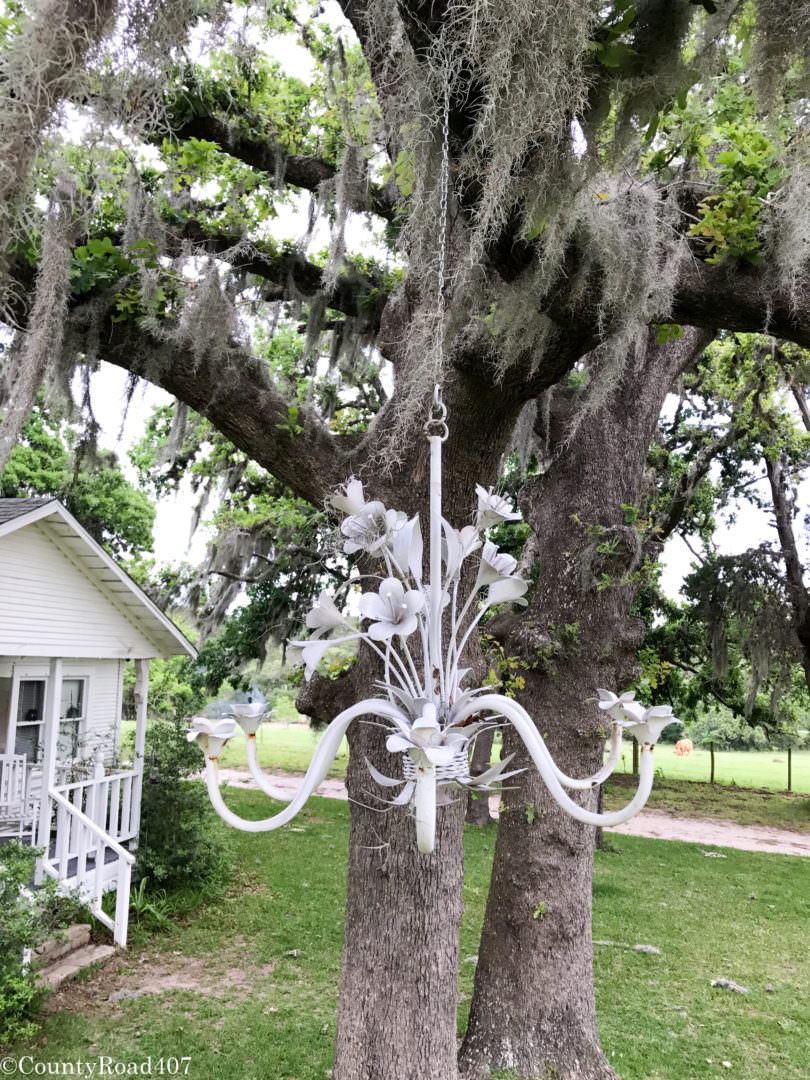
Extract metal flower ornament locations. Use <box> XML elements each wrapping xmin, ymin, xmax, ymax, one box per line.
<box><xmin>188</xmin><ymin>388</ymin><xmax>680</xmax><ymax>854</ymax></box>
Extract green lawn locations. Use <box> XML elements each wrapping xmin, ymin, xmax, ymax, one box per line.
<box><xmin>218</xmin><ymin>722</ymin><xmax>350</xmax><ymax>776</ymax></box>
<box><xmin>614</xmin><ymin>745</ymin><xmax>810</xmax><ymax>793</ymax></box>
<box><xmin>19</xmin><ymin>788</ymin><xmax>810</xmax><ymax>1080</ymax></box>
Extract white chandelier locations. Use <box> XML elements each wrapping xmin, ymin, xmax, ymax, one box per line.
<box><xmin>188</xmin><ymin>388</ymin><xmax>679</xmax><ymax>853</ymax></box>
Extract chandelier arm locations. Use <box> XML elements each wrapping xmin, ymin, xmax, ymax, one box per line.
<box><xmin>245</xmin><ymin>734</ymin><xmax>294</xmax><ymax>802</ymax></box>
<box><xmin>549</xmin><ymin>720</ymin><xmax>626</xmax><ymax>791</ymax></box>
<box><xmin>364</xmin><ymin>634</ymin><xmax>421</xmax><ymax>699</ymax></box>
<box><xmin>452</xmin><ymin>698</ymin><xmax>624</xmax><ymax>792</ymax></box>
<box><xmin>400</xmin><ymin>635</ymin><xmax>425</xmax><ymax>696</ymax></box>
<box><xmin>445</xmin><ymin>582</ymin><xmax>486</xmax><ymax>693</ymax></box>
<box><xmin>449</xmin><ymin>599</ymin><xmax>496</xmax><ymax>690</ymax></box>
<box><xmin>202</xmin><ymin>699</ymin><xmax>412</xmax><ymax>833</ymax></box>
<box><xmin>418</xmin><ymin>615</ymin><xmax>431</xmax><ymax>696</ymax></box>
<box><xmin>453</xmin><ymin>694</ymin><xmax>655</xmax><ymax>827</ymax></box>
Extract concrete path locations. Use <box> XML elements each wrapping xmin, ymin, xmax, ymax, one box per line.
<box><xmin>216</xmin><ymin>767</ymin><xmax>810</xmax><ymax>857</ymax></box>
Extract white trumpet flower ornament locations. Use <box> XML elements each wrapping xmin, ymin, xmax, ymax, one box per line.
<box><xmin>190</xmin><ymin>387</ymin><xmax>678</xmax><ymax>854</ymax></box>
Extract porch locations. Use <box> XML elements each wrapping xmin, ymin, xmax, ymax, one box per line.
<box><xmin>0</xmin><ymin>658</ymin><xmax>151</xmax><ymax>947</ymax></box>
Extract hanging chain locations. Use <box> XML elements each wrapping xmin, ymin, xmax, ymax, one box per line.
<box><xmin>436</xmin><ymin>80</ymin><xmax>450</xmax><ymax>313</ymax></box>
<box><xmin>426</xmin><ymin>82</ymin><xmax>451</xmax><ymax>442</ymax></box>
<box><xmin>424</xmin><ymin>383</ymin><xmax>449</xmax><ymax>440</ymax></box>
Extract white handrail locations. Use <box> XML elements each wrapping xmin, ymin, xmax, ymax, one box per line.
<box><xmin>55</xmin><ymin>768</ymin><xmax>136</xmax><ymax>794</ymax></box>
<box><xmin>48</xmin><ymin>788</ymin><xmax>135</xmax><ymax>864</ymax></box>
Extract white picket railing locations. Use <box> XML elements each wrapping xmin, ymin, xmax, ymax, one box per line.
<box><xmin>40</xmin><ymin>788</ymin><xmax>134</xmax><ymax>947</ymax></box>
<box><xmin>53</xmin><ymin>768</ymin><xmax>138</xmax><ymax>845</ymax></box>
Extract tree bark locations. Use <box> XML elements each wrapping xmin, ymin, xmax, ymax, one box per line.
<box><xmin>460</xmin><ymin>330</ymin><xmax>709</xmax><ymax>1080</ymax></box>
<box><xmin>465</xmin><ymin>727</ymin><xmax>496</xmax><ymax>826</ymax></box>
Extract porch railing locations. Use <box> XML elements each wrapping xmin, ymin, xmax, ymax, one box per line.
<box><xmin>53</xmin><ymin>768</ymin><xmax>139</xmax><ymax>845</ymax></box>
<box><xmin>40</xmin><ymin>789</ymin><xmax>134</xmax><ymax>947</ymax></box>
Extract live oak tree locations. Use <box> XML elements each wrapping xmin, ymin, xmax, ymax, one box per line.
<box><xmin>639</xmin><ymin>334</ymin><xmax>810</xmax><ymax>740</ymax></box>
<box><xmin>5</xmin><ymin>3</ymin><xmax>810</xmax><ymax>1078</ymax></box>
<box><xmin>0</xmin><ymin>398</ymin><xmax>155</xmax><ymax>557</ymax></box>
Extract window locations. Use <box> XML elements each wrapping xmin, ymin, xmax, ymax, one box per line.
<box><xmin>59</xmin><ymin>678</ymin><xmax>86</xmax><ymax>759</ymax></box>
<box><xmin>11</xmin><ymin>677</ymin><xmax>88</xmax><ymax>763</ymax></box>
<box><xmin>14</xmin><ymin>680</ymin><xmax>46</xmax><ymax>763</ymax></box>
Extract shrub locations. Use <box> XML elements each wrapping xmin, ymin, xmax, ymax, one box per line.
<box><xmin>135</xmin><ymin>719</ymin><xmax>233</xmax><ymax>892</ymax></box>
<box><xmin>687</xmin><ymin>708</ymin><xmax>769</xmax><ymax>751</ymax></box>
<box><xmin>0</xmin><ymin>842</ymin><xmax>71</xmax><ymax>1044</ymax></box>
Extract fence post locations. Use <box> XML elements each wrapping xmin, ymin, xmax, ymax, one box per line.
<box><xmin>710</xmin><ymin>742</ymin><xmax>715</xmax><ymax>784</ymax></box>
<box><xmin>788</xmin><ymin>746</ymin><xmax>792</xmax><ymax>793</ymax></box>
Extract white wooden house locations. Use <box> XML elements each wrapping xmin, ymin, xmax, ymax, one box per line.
<box><xmin>0</xmin><ymin>497</ymin><xmax>196</xmax><ymax>946</ymax></box>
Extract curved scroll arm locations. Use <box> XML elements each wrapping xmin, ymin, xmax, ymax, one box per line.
<box><xmin>552</xmin><ymin>719</ymin><xmax>625</xmax><ymax>791</ymax></box>
<box><xmin>453</xmin><ymin>694</ymin><xmax>655</xmax><ymax>828</ymax></box>
<box><xmin>203</xmin><ymin>699</ymin><xmax>411</xmax><ymax>833</ymax></box>
<box><xmin>455</xmin><ymin>708</ymin><xmax>625</xmax><ymax>792</ymax></box>
<box><xmin>245</xmin><ymin>734</ymin><xmax>294</xmax><ymax>802</ymax></box>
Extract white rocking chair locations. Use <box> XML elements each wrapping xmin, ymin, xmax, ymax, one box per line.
<box><xmin>0</xmin><ymin>754</ymin><xmax>36</xmax><ymax>842</ymax></box>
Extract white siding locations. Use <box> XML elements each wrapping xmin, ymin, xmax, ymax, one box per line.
<box><xmin>0</xmin><ymin>656</ymin><xmax>124</xmax><ymax>766</ymax></box>
<box><xmin>0</xmin><ymin>524</ymin><xmax>159</xmax><ymax>658</ymax></box>
<box><xmin>81</xmin><ymin>659</ymin><xmax>123</xmax><ymax>764</ymax></box>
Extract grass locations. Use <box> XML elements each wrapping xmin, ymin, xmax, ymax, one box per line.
<box><xmin>605</xmin><ymin>774</ymin><xmax>810</xmax><ymax>833</ymax></box>
<box><xmin>17</xmin><ymin>788</ymin><xmax>810</xmax><ymax>1080</ymax></box>
<box><xmin>613</xmin><ymin>745</ymin><xmax>810</xmax><ymax>793</ymax></box>
<box><xmin>217</xmin><ymin>722</ymin><xmax>349</xmax><ymax>776</ymax></box>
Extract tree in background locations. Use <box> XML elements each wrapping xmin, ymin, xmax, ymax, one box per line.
<box><xmin>5</xmin><ymin>4</ymin><xmax>810</xmax><ymax>1078</ymax></box>
<box><xmin>0</xmin><ymin>399</ymin><xmax>154</xmax><ymax>557</ymax></box>
<box><xmin>639</xmin><ymin>334</ymin><xmax>810</xmax><ymax>749</ymax></box>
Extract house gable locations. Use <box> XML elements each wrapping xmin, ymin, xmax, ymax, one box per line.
<box><xmin>0</xmin><ymin>501</ymin><xmax>195</xmax><ymax>659</ymax></box>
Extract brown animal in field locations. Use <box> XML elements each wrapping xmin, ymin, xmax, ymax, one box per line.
<box><xmin>674</xmin><ymin>738</ymin><xmax>693</xmax><ymax>757</ymax></box>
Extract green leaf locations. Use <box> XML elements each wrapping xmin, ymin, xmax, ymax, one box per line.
<box><xmin>597</xmin><ymin>42</ymin><xmax>635</xmax><ymax>70</ymax></box>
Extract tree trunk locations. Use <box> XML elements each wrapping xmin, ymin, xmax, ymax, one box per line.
<box><xmin>333</xmin><ymin>716</ymin><xmax>466</xmax><ymax>1080</ymax></box>
<box><xmin>460</xmin><ymin>331</ymin><xmax>707</xmax><ymax>1079</ymax></box>
<box><xmin>316</xmin><ymin>371</ymin><xmax>524</xmax><ymax>1080</ymax></box>
<box><xmin>788</xmin><ymin>745</ymin><xmax>792</xmax><ymax>792</ymax></box>
<box><xmin>595</xmin><ymin>784</ymin><xmax>605</xmax><ymax>851</ymax></box>
<box><xmin>466</xmin><ymin>727</ymin><xmax>496</xmax><ymax>826</ymax></box>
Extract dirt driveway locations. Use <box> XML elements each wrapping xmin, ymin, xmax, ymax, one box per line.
<box><xmin>216</xmin><ymin>768</ymin><xmax>810</xmax><ymax>857</ymax></box>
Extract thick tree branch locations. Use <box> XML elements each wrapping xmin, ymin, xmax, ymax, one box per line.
<box><xmin>72</xmin><ymin>306</ymin><xmax>347</xmax><ymax>505</ymax></box>
<box><xmin>170</xmin><ymin>220</ymin><xmax>389</xmax><ymax>325</ymax></box>
<box><xmin>789</xmin><ymin>382</ymin><xmax>810</xmax><ymax>432</ymax></box>
<box><xmin>654</xmin><ymin>426</ymin><xmax>738</xmax><ymax>542</ymax></box>
<box><xmin>166</xmin><ymin>113</ymin><xmax>398</xmax><ymax>221</ymax></box>
<box><xmin>671</xmin><ymin>260</ymin><xmax>810</xmax><ymax>349</ymax></box>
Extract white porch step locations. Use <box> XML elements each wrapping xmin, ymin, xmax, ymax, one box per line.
<box><xmin>38</xmin><ymin>942</ymin><xmax>116</xmax><ymax>988</ymax></box>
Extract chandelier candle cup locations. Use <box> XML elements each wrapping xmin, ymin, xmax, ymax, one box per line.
<box><xmin>188</xmin><ymin>393</ymin><xmax>679</xmax><ymax>853</ymax></box>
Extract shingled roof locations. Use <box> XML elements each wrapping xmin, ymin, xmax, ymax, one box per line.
<box><xmin>0</xmin><ymin>497</ymin><xmax>56</xmax><ymax>524</ymax></box>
